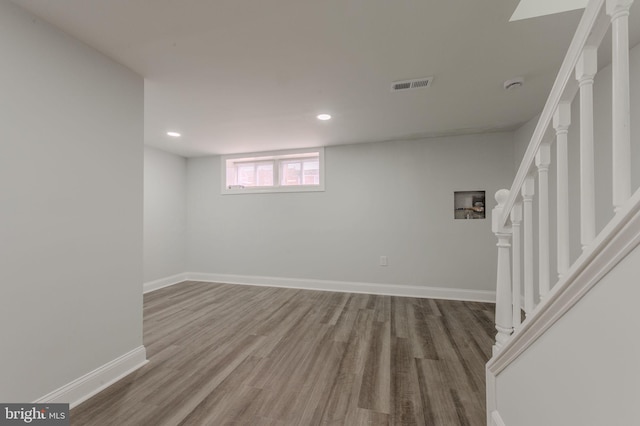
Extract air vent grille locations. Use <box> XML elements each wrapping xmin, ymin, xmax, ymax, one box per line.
<box><xmin>391</xmin><ymin>76</ymin><xmax>433</xmax><ymax>92</ymax></box>
<box><xmin>393</xmin><ymin>82</ymin><xmax>412</xmax><ymax>91</ymax></box>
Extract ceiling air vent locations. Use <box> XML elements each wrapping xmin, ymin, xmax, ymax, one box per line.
<box><xmin>391</xmin><ymin>76</ymin><xmax>433</xmax><ymax>92</ymax></box>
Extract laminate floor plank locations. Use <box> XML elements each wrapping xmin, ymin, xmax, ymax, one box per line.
<box><xmin>320</xmin><ymin>292</ymin><xmax>351</xmax><ymax>325</ymax></box>
<box><xmin>177</xmin><ymin>357</ymin><xmax>265</xmax><ymax>425</ymax></box>
<box><xmin>390</xmin><ymin>336</ymin><xmax>426</xmax><ymax>426</ymax></box>
<box><xmin>312</xmin><ymin>310</ymin><xmax>373</xmax><ymax>424</ymax></box>
<box><xmin>70</xmin><ymin>282</ymin><xmax>494</xmax><ymax>426</ymax></box>
<box><xmin>329</xmin><ymin>295</ymin><xmax>360</xmax><ymax>343</ymax></box>
<box><xmin>390</xmin><ymin>297</ymin><xmax>410</xmax><ymax>339</ymax></box>
<box><xmin>436</xmin><ymin>304</ymin><xmax>490</xmax><ymax>395</ymax></box>
<box><xmin>415</xmin><ymin>358</ymin><xmax>461</xmax><ymax>426</ymax></box>
<box><xmin>407</xmin><ymin>303</ymin><xmax>440</xmax><ymax>360</ymax></box>
<box><xmin>358</xmin><ymin>319</ymin><xmax>391</xmax><ymax>414</ymax></box>
<box><xmin>293</xmin><ymin>340</ymin><xmax>346</xmax><ymax>425</ymax></box>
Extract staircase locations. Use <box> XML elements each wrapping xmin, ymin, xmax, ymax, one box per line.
<box><xmin>487</xmin><ymin>0</ymin><xmax>640</xmax><ymax>424</ymax></box>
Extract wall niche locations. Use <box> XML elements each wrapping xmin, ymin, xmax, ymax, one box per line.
<box><xmin>454</xmin><ymin>190</ymin><xmax>485</xmax><ymax>219</ymax></box>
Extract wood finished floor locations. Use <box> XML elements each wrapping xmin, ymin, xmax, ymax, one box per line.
<box><xmin>71</xmin><ymin>282</ymin><xmax>495</xmax><ymax>426</ymax></box>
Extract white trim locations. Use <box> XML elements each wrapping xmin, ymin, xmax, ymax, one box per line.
<box><xmin>185</xmin><ymin>272</ymin><xmax>495</xmax><ymax>302</ymax></box>
<box><xmin>142</xmin><ymin>271</ymin><xmax>495</xmax><ymax>302</ymax></box>
<box><xmin>491</xmin><ymin>410</ymin><xmax>507</xmax><ymax>426</ymax></box>
<box><xmin>221</xmin><ymin>184</ymin><xmax>325</xmax><ymax>195</ymax></box>
<box><xmin>34</xmin><ymin>346</ymin><xmax>148</xmax><ymax>409</ymax></box>
<box><xmin>486</xmin><ymin>366</ymin><xmax>497</xmax><ymax>426</ymax></box>
<box><xmin>488</xmin><ymin>187</ymin><xmax>640</xmax><ymax>375</ymax></box>
<box><xmin>143</xmin><ymin>272</ymin><xmax>189</xmax><ymax>294</ymax></box>
<box><xmin>221</xmin><ymin>147</ymin><xmax>325</xmax><ymax>195</ymax></box>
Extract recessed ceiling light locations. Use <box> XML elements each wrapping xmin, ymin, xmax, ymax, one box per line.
<box><xmin>317</xmin><ymin>114</ymin><xmax>332</xmax><ymax>121</ymax></box>
<box><xmin>167</xmin><ymin>131</ymin><xmax>181</xmax><ymax>137</ymax></box>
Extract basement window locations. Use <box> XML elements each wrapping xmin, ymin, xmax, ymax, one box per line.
<box><xmin>222</xmin><ymin>148</ymin><xmax>325</xmax><ymax>194</ymax></box>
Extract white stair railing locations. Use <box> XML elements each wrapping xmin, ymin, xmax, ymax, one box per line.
<box><xmin>490</xmin><ymin>0</ymin><xmax>636</xmax><ymax>357</ymax></box>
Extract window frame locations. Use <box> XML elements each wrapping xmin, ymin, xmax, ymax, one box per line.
<box><xmin>221</xmin><ymin>147</ymin><xmax>325</xmax><ymax>195</ymax></box>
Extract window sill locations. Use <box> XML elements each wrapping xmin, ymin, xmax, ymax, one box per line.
<box><xmin>221</xmin><ymin>185</ymin><xmax>325</xmax><ymax>195</ymax></box>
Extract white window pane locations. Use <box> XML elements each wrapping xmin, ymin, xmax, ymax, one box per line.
<box><xmin>226</xmin><ymin>166</ymin><xmax>237</xmax><ymax>187</ymax></box>
<box><xmin>303</xmin><ymin>160</ymin><xmax>319</xmax><ymax>171</ymax></box>
<box><xmin>222</xmin><ymin>149</ymin><xmax>323</xmax><ymax>193</ymax></box>
<box><xmin>281</xmin><ymin>161</ymin><xmax>302</xmax><ymax>186</ymax></box>
<box><xmin>256</xmin><ymin>163</ymin><xmax>274</xmax><ymax>186</ymax></box>
<box><xmin>302</xmin><ymin>160</ymin><xmax>319</xmax><ymax>185</ymax></box>
<box><xmin>237</xmin><ymin>164</ymin><xmax>255</xmax><ymax>186</ymax></box>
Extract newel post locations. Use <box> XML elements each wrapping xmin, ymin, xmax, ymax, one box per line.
<box><xmin>492</xmin><ymin>189</ymin><xmax>513</xmax><ymax>355</ymax></box>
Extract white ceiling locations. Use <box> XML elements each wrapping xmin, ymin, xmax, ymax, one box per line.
<box><xmin>14</xmin><ymin>0</ymin><xmax>587</xmax><ymax>157</ymax></box>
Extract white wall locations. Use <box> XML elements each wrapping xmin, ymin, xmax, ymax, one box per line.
<box><xmin>0</xmin><ymin>0</ymin><xmax>144</xmax><ymax>402</ymax></box>
<box><xmin>496</xmin><ymin>241</ymin><xmax>640</xmax><ymax>426</ymax></box>
<box><xmin>513</xmin><ymin>113</ymin><xmax>540</xmax><ymax>172</ymax></box>
<box><xmin>187</xmin><ymin>132</ymin><xmax>514</xmax><ymax>294</ymax></box>
<box><xmin>144</xmin><ymin>146</ymin><xmax>187</xmax><ymax>283</ymax></box>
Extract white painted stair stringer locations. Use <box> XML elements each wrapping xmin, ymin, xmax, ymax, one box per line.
<box><xmin>486</xmin><ymin>186</ymin><xmax>640</xmax><ymax>421</ymax></box>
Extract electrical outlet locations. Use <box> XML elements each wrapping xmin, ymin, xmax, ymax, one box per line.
<box><xmin>379</xmin><ymin>256</ymin><xmax>388</xmax><ymax>266</ymax></box>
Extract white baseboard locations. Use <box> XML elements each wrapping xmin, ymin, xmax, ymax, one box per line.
<box><xmin>34</xmin><ymin>346</ymin><xmax>148</xmax><ymax>408</ymax></box>
<box><xmin>143</xmin><ymin>272</ymin><xmax>189</xmax><ymax>294</ymax></box>
<box><xmin>142</xmin><ymin>271</ymin><xmax>495</xmax><ymax>302</ymax></box>
<box><xmin>186</xmin><ymin>272</ymin><xmax>496</xmax><ymax>303</ymax></box>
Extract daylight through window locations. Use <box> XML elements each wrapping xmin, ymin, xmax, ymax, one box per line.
<box><xmin>222</xmin><ymin>148</ymin><xmax>324</xmax><ymax>194</ymax></box>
